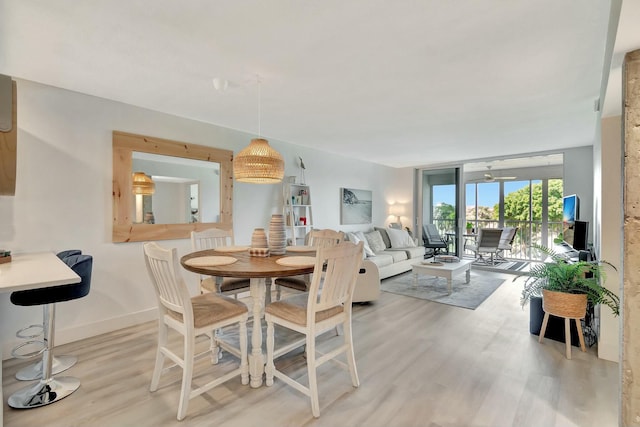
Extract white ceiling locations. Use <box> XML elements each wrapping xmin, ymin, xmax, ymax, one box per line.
<box><xmin>1</xmin><ymin>1</ymin><xmax>638</xmax><ymax>168</ymax></box>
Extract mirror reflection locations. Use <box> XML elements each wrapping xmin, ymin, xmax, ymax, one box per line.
<box><xmin>131</xmin><ymin>152</ymin><xmax>220</xmax><ymax>224</ymax></box>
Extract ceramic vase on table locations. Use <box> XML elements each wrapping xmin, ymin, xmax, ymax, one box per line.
<box><xmin>251</xmin><ymin>228</ymin><xmax>268</xmax><ymax>248</ymax></box>
<box><xmin>268</xmin><ymin>214</ymin><xmax>286</xmax><ymax>255</ymax></box>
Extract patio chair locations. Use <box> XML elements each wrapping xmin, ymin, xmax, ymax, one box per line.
<box><xmin>422</xmin><ymin>224</ymin><xmax>448</xmax><ymax>258</ymax></box>
<box><xmin>467</xmin><ymin>228</ymin><xmax>503</xmax><ymax>265</ymax></box>
<box><xmin>496</xmin><ymin>227</ymin><xmax>518</xmax><ymax>261</ymax></box>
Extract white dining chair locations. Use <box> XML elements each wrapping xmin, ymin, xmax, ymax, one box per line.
<box><xmin>143</xmin><ymin>242</ymin><xmax>249</xmax><ymax>421</ymax></box>
<box><xmin>265</xmin><ymin>241</ymin><xmax>364</xmax><ymax>417</ymax></box>
<box><xmin>274</xmin><ymin>229</ymin><xmax>344</xmax><ymax>299</ymax></box>
<box><xmin>190</xmin><ymin>228</ymin><xmax>251</xmax><ymax>298</ymax></box>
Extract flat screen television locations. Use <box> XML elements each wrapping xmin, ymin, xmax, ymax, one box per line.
<box><xmin>563</xmin><ymin>194</ymin><xmax>579</xmax><ymax>224</ymax></box>
<box><xmin>562</xmin><ymin>194</ymin><xmax>580</xmax><ymax>248</ymax></box>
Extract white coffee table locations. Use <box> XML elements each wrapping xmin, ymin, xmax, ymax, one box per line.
<box><xmin>412</xmin><ymin>258</ymin><xmax>473</xmax><ymax>295</ymax></box>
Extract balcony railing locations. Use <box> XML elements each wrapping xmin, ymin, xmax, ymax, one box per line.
<box><xmin>427</xmin><ymin>219</ymin><xmax>563</xmax><ymax>261</ymax></box>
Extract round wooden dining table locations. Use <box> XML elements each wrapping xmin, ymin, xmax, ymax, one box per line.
<box><xmin>180</xmin><ymin>248</ymin><xmax>316</xmax><ymax>388</ymax></box>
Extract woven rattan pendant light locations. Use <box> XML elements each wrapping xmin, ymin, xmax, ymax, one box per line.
<box><xmin>131</xmin><ymin>172</ymin><xmax>155</xmax><ymax>195</ymax></box>
<box><xmin>234</xmin><ymin>76</ymin><xmax>284</xmax><ymax>183</ymax></box>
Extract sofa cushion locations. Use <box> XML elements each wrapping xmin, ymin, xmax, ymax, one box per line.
<box><xmin>374</xmin><ymin>227</ymin><xmax>392</xmax><ymax>249</ymax></box>
<box><xmin>404</xmin><ymin>246</ymin><xmax>425</xmax><ymax>258</ymax></box>
<box><xmin>346</xmin><ymin>231</ymin><xmax>375</xmax><ymax>257</ymax></box>
<box><xmin>365</xmin><ymin>230</ymin><xmax>386</xmax><ymax>252</ymax></box>
<box><xmin>387</xmin><ymin>246</ymin><xmax>425</xmax><ymax>259</ymax></box>
<box><xmin>386</xmin><ymin>227</ymin><xmax>417</xmax><ymax>248</ymax></box>
<box><xmin>366</xmin><ymin>253</ymin><xmax>394</xmax><ymax>269</ymax></box>
<box><xmin>379</xmin><ymin>249</ymin><xmax>407</xmax><ymax>262</ymax></box>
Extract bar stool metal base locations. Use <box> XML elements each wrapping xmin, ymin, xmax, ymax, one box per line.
<box><xmin>8</xmin><ymin>376</ymin><xmax>80</xmax><ymax>409</ymax></box>
<box><xmin>16</xmin><ymin>355</ymin><xmax>78</xmax><ymax>381</ymax></box>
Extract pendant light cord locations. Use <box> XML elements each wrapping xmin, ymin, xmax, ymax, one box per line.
<box><xmin>257</xmin><ymin>74</ymin><xmax>261</xmax><ymax>137</ymax></box>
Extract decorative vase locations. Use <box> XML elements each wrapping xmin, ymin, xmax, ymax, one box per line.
<box><xmin>268</xmin><ymin>214</ymin><xmax>286</xmax><ymax>255</ymax></box>
<box><xmin>251</xmin><ymin>228</ymin><xmax>268</xmax><ymax>249</ymax></box>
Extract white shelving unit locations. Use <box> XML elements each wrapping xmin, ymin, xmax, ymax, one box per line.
<box><xmin>283</xmin><ymin>183</ymin><xmax>313</xmax><ymax>245</ymax></box>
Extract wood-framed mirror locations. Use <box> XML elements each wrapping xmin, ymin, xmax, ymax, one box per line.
<box><xmin>112</xmin><ymin>131</ymin><xmax>233</xmax><ymax>242</ymax></box>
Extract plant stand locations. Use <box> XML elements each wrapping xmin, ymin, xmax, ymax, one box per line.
<box><xmin>529</xmin><ymin>297</ymin><xmax>580</xmax><ymax>345</ymax></box>
<box><xmin>539</xmin><ymin>289</ymin><xmax>587</xmax><ymax>359</ymax></box>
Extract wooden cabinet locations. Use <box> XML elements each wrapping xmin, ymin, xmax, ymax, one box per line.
<box><xmin>0</xmin><ymin>79</ymin><xmax>17</xmax><ymax>196</ymax></box>
<box><xmin>283</xmin><ymin>183</ymin><xmax>313</xmax><ymax>245</ymax></box>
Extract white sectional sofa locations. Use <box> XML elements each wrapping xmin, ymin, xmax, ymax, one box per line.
<box><xmin>352</xmin><ymin>259</ymin><xmax>381</xmax><ymax>303</ymax></box>
<box><xmin>346</xmin><ymin>227</ymin><xmax>425</xmax><ymax>302</ymax></box>
<box><xmin>363</xmin><ymin>227</ymin><xmax>425</xmax><ymax>279</ymax></box>
<box><xmin>295</xmin><ymin>227</ymin><xmax>424</xmax><ymax>303</ymax></box>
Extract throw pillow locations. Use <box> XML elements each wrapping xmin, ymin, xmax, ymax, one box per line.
<box><xmin>347</xmin><ymin>231</ymin><xmax>375</xmax><ymax>257</ymax></box>
<box><xmin>374</xmin><ymin>227</ymin><xmax>392</xmax><ymax>248</ymax></box>
<box><xmin>364</xmin><ymin>230</ymin><xmax>386</xmax><ymax>253</ymax></box>
<box><xmin>386</xmin><ymin>227</ymin><xmax>417</xmax><ymax>248</ymax></box>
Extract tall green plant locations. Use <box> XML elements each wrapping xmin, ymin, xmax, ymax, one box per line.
<box><xmin>520</xmin><ymin>244</ymin><xmax>620</xmax><ymax>316</ymax></box>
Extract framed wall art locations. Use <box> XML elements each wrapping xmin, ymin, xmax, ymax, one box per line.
<box><xmin>340</xmin><ymin>187</ymin><xmax>372</xmax><ymax>224</ymax></box>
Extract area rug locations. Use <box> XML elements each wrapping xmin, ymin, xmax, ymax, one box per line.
<box><xmin>380</xmin><ymin>272</ymin><xmax>506</xmax><ymax>310</ymax></box>
<box><xmin>471</xmin><ymin>260</ymin><xmax>530</xmax><ymax>275</ymax></box>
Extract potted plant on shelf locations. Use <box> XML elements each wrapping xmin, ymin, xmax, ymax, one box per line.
<box><xmin>520</xmin><ymin>244</ymin><xmax>620</xmax><ymax>318</ymax></box>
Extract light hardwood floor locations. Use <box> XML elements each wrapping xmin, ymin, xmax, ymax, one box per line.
<box><xmin>2</xmin><ymin>271</ymin><xmax>618</xmax><ymax>427</ymax></box>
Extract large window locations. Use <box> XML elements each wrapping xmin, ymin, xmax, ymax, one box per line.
<box><xmin>465</xmin><ymin>178</ymin><xmax>563</xmax><ymax>259</ymax></box>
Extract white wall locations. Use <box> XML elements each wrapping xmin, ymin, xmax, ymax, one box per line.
<box><xmin>562</xmin><ymin>146</ymin><xmax>595</xmax><ymax>242</ymax></box>
<box><xmin>0</xmin><ymin>79</ymin><xmax>411</xmax><ymax>359</ymax></box>
<box><xmin>598</xmin><ymin>116</ymin><xmax>623</xmax><ymax>362</ymax></box>
<box><xmin>152</xmin><ymin>181</ymin><xmax>187</xmax><ymax>224</ymax></box>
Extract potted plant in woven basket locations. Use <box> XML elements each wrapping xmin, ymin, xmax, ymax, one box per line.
<box><xmin>520</xmin><ymin>244</ymin><xmax>620</xmax><ymax>318</ymax></box>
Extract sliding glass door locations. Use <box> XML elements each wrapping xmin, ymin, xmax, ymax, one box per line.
<box><xmin>418</xmin><ymin>167</ymin><xmax>462</xmax><ymax>256</ymax></box>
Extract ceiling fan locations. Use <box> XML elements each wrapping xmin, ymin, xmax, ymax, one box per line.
<box><xmin>475</xmin><ymin>166</ymin><xmax>517</xmax><ymax>182</ymax></box>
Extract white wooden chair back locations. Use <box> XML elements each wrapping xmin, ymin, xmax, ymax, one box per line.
<box><xmin>143</xmin><ymin>242</ymin><xmax>193</xmax><ymax>327</ymax></box>
<box><xmin>308</xmin><ymin>229</ymin><xmax>344</xmax><ymax>249</ymax></box>
<box><xmin>307</xmin><ymin>241</ymin><xmax>363</xmax><ymax>315</ymax></box>
<box><xmin>190</xmin><ymin>228</ymin><xmax>234</xmax><ymax>251</ymax></box>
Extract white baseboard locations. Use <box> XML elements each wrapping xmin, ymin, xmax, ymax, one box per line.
<box><xmin>2</xmin><ymin>308</ymin><xmax>158</xmax><ymax>360</ymax></box>
<box><xmin>598</xmin><ymin>341</ymin><xmax>620</xmax><ymax>362</ymax></box>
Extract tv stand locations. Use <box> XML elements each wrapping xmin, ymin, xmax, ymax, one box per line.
<box><xmin>554</xmin><ymin>242</ymin><xmax>580</xmax><ymax>259</ymax></box>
